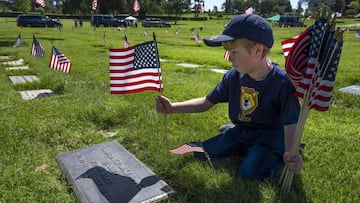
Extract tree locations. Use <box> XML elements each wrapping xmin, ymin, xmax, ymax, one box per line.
<box><xmin>16</xmin><ymin>0</ymin><xmax>31</xmax><ymax>13</ymax></box>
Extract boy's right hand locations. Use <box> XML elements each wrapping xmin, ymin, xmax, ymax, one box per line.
<box><xmin>156</xmin><ymin>96</ymin><xmax>171</xmax><ymax>114</ymax></box>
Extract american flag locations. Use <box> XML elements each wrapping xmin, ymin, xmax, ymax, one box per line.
<box><xmin>282</xmin><ymin>18</ymin><xmax>343</xmax><ymax>111</ymax></box>
<box><xmin>49</xmin><ymin>46</ymin><xmax>72</xmax><ymax>73</ymax></box>
<box><xmin>281</xmin><ymin>28</ymin><xmax>311</xmax><ymax>88</ymax></box>
<box><xmin>31</xmin><ymin>35</ymin><xmax>44</xmax><ymax>57</ymax></box>
<box><xmin>295</xmin><ymin>19</ymin><xmax>327</xmax><ymax>99</ymax></box>
<box><xmin>124</xmin><ymin>34</ymin><xmax>130</xmax><ymax>48</ymax></box>
<box><xmin>199</xmin><ymin>3</ymin><xmax>205</xmax><ymax>13</ymax></box>
<box><xmin>35</xmin><ymin>0</ymin><xmax>45</xmax><ymax>7</ymax></box>
<box><xmin>169</xmin><ymin>142</ymin><xmax>205</xmax><ymax>154</ymax></box>
<box><xmin>13</xmin><ymin>33</ymin><xmax>22</xmax><ymax>48</ymax></box>
<box><xmin>133</xmin><ymin>0</ymin><xmax>140</xmax><ymax>12</ymax></box>
<box><xmin>195</xmin><ymin>34</ymin><xmax>201</xmax><ymax>43</ymax></box>
<box><xmin>109</xmin><ymin>41</ymin><xmax>162</xmax><ymax>94</ymax></box>
<box><xmin>92</xmin><ymin>0</ymin><xmax>97</xmax><ymax>10</ymax></box>
<box><xmin>245</xmin><ymin>3</ymin><xmax>255</xmax><ymax>14</ymax></box>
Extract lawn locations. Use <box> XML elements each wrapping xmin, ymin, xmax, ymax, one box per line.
<box><xmin>0</xmin><ymin>15</ymin><xmax>360</xmax><ymax>202</ymax></box>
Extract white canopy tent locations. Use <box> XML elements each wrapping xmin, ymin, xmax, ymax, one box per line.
<box><xmin>125</xmin><ymin>16</ymin><xmax>138</xmax><ymax>27</ymax></box>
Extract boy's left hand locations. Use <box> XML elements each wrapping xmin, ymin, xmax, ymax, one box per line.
<box><xmin>283</xmin><ymin>152</ymin><xmax>303</xmax><ymax>173</ymax></box>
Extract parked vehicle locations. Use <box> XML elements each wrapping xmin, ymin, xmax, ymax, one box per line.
<box><xmin>278</xmin><ymin>15</ymin><xmax>304</xmax><ymax>27</ymax></box>
<box><xmin>16</xmin><ymin>14</ymin><xmax>62</xmax><ymax>28</ymax></box>
<box><xmin>141</xmin><ymin>18</ymin><xmax>171</xmax><ymax>28</ymax></box>
<box><xmin>90</xmin><ymin>14</ymin><xmax>127</xmax><ymax>27</ymax></box>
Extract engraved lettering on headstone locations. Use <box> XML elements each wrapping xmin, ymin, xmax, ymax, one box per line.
<box><xmin>102</xmin><ymin>148</ymin><xmax>141</xmax><ymax>184</ymax></box>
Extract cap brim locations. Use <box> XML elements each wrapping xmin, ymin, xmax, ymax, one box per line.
<box><xmin>203</xmin><ymin>35</ymin><xmax>234</xmax><ymax>47</ymax></box>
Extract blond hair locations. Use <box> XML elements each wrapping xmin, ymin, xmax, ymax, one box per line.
<box><xmin>222</xmin><ymin>38</ymin><xmax>270</xmax><ymax>59</ymax></box>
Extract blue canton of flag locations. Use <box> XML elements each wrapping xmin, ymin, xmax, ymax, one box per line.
<box><xmin>31</xmin><ymin>35</ymin><xmax>45</xmax><ymax>57</ymax></box>
<box><xmin>133</xmin><ymin>41</ymin><xmax>158</xmax><ymax>69</ymax></box>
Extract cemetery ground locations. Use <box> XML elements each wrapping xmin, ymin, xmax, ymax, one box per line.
<box><xmin>0</xmin><ymin>16</ymin><xmax>360</xmax><ymax>202</ymax></box>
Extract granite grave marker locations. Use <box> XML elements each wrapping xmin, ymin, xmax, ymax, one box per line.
<box><xmin>56</xmin><ymin>140</ymin><xmax>175</xmax><ymax>203</ymax></box>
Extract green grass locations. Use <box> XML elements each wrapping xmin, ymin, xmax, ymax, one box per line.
<box><xmin>0</xmin><ymin>16</ymin><xmax>360</xmax><ymax>202</ymax></box>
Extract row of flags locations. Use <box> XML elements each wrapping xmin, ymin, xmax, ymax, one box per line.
<box><xmin>281</xmin><ymin>18</ymin><xmax>343</xmax><ymax>111</ymax></box>
<box><xmin>92</xmin><ymin>0</ymin><xmax>139</xmax><ymax>12</ymax></box>
<box><xmin>279</xmin><ymin>11</ymin><xmax>344</xmax><ymax>191</ymax></box>
<box><xmin>13</xmin><ymin>33</ymin><xmax>72</xmax><ymax>73</ymax></box>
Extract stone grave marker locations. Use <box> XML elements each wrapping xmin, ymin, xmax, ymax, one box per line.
<box><xmin>176</xmin><ymin>63</ymin><xmax>200</xmax><ymax>68</ymax></box>
<box><xmin>19</xmin><ymin>89</ymin><xmax>53</xmax><ymax>100</ymax></box>
<box><xmin>9</xmin><ymin>75</ymin><xmax>39</xmax><ymax>84</ymax></box>
<box><xmin>56</xmin><ymin>140</ymin><xmax>175</xmax><ymax>203</ymax></box>
<box><xmin>6</xmin><ymin>66</ymin><xmax>30</xmax><ymax>71</ymax></box>
<box><xmin>0</xmin><ymin>56</ymin><xmax>10</xmax><ymax>60</ymax></box>
<box><xmin>2</xmin><ymin>58</ymin><xmax>24</xmax><ymax>66</ymax></box>
<box><xmin>210</xmin><ymin>69</ymin><xmax>228</xmax><ymax>74</ymax></box>
<box><xmin>339</xmin><ymin>85</ymin><xmax>360</xmax><ymax>95</ymax></box>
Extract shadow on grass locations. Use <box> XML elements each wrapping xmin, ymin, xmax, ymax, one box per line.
<box><xmin>172</xmin><ymin>155</ymin><xmax>307</xmax><ymax>202</ymax></box>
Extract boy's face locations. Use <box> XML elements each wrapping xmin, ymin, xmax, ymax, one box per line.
<box><xmin>223</xmin><ymin>39</ymin><xmax>261</xmax><ymax>74</ymax></box>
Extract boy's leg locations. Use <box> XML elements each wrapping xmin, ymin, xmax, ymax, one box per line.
<box><xmin>194</xmin><ymin>133</ymin><xmax>247</xmax><ymax>161</ymax></box>
<box><xmin>237</xmin><ymin>144</ymin><xmax>283</xmax><ymax>180</ymax></box>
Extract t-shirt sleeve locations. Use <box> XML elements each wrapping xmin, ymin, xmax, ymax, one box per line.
<box><xmin>280</xmin><ymin>79</ymin><xmax>300</xmax><ymax>125</ymax></box>
<box><xmin>206</xmin><ymin>70</ymin><xmax>233</xmax><ymax>104</ymax></box>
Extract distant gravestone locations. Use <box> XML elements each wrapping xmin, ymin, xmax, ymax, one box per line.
<box><xmin>19</xmin><ymin>89</ymin><xmax>53</xmax><ymax>100</ymax></box>
<box><xmin>339</xmin><ymin>85</ymin><xmax>360</xmax><ymax>95</ymax></box>
<box><xmin>0</xmin><ymin>56</ymin><xmax>10</xmax><ymax>60</ymax></box>
<box><xmin>176</xmin><ymin>63</ymin><xmax>200</xmax><ymax>68</ymax></box>
<box><xmin>6</xmin><ymin>66</ymin><xmax>30</xmax><ymax>71</ymax></box>
<box><xmin>9</xmin><ymin>75</ymin><xmax>39</xmax><ymax>84</ymax></box>
<box><xmin>2</xmin><ymin>58</ymin><xmax>24</xmax><ymax>66</ymax></box>
<box><xmin>210</xmin><ymin>69</ymin><xmax>228</xmax><ymax>74</ymax></box>
<box><xmin>56</xmin><ymin>140</ymin><xmax>175</xmax><ymax>203</ymax></box>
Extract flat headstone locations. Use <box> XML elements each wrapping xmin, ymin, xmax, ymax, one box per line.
<box><xmin>339</xmin><ymin>85</ymin><xmax>360</xmax><ymax>95</ymax></box>
<box><xmin>176</xmin><ymin>63</ymin><xmax>199</xmax><ymax>68</ymax></box>
<box><xmin>9</xmin><ymin>75</ymin><xmax>39</xmax><ymax>84</ymax></box>
<box><xmin>2</xmin><ymin>58</ymin><xmax>24</xmax><ymax>66</ymax></box>
<box><xmin>6</xmin><ymin>66</ymin><xmax>30</xmax><ymax>70</ymax></box>
<box><xmin>210</xmin><ymin>69</ymin><xmax>228</xmax><ymax>74</ymax></box>
<box><xmin>19</xmin><ymin>89</ymin><xmax>53</xmax><ymax>100</ymax></box>
<box><xmin>0</xmin><ymin>56</ymin><xmax>10</xmax><ymax>60</ymax></box>
<box><xmin>56</xmin><ymin>140</ymin><xmax>175</xmax><ymax>203</ymax></box>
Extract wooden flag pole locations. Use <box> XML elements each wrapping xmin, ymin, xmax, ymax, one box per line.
<box><xmin>199</xmin><ymin>142</ymin><xmax>215</xmax><ymax>171</ymax></box>
<box><xmin>152</xmin><ymin>32</ymin><xmax>169</xmax><ymax>150</ymax></box>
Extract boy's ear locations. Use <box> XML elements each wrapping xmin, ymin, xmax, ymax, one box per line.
<box><xmin>254</xmin><ymin>44</ymin><xmax>266</xmax><ymax>58</ymax></box>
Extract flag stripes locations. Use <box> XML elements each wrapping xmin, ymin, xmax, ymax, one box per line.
<box><xmin>133</xmin><ymin>0</ymin><xmax>140</xmax><ymax>12</ymax></box>
<box><xmin>169</xmin><ymin>142</ymin><xmax>205</xmax><ymax>154</ymax></box>
<box><xmin>282</xmin><ymin>17</ymin><xmax>343</xmax><ymax>112</ymax></box>
<box><xmin>49</xmin><ymin>46</ymin><xmax>72</xmax><ymax>73</ymax></box>
<box><xmin>35</xmin><ymin>0</ymin><xmax>45</xmax><ymax>7</ymax></box>
<box><xmin>92</xmin><ymin>0</ymin><xmax>97</xmax><ymax>10</ymax></box>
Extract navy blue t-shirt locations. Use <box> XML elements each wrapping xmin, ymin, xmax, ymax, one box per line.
<box><xmin>206</xmin><ymin>63</ymin><xmax>300</xmax><ymax>154</ymax></box>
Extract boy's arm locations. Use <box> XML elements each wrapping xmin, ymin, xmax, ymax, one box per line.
<box><xmin>283</xmin><ymin>123</ymin><xmax>303</xmax><ymax>173</ymax></box>
<box><xmin>156</xmin><ymin>96</ymin><xmax>214</xmax><ymax>114</ymax></box>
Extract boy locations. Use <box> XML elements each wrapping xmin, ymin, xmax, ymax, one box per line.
<box><xmin>156</xmin><ymin>14</ymin><xmax>303</xmax><ymax>179</ymax></box>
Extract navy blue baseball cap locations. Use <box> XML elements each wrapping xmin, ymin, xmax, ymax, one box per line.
<box><xmin>204</xmin><ymin>14</ymin><xmax>274</xmax><ymax>48</ymax></box>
